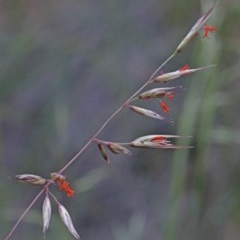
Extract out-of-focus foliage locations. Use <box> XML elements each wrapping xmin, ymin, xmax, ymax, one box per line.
<box><xmin>0</xmin><ymin>0</ymin><xmax>240</xmax><ymax>240</ymax></box>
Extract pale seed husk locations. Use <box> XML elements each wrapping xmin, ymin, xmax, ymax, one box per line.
<box><xmin>138</xmin><ymin>87</ymin><xmax>181</xmax><ymax>99</ymax></box>
<box><xmin>42</xmin><ymin>195</ymin><xmax>52</xmax><ymax>238</ymax></box>
<box><xmin>58</xmin><ymin>204</ymin><xmax>81</xmax><ymax>239</ymax></box>
<box><xmin>175</xmin><ymin>2</ymin><xmax>217</xmax><ymax>53</ymax></box>
<box><xmin>151</xmin><ymin>65</ymin><xmax>215</xmax><ymax>83</ymax></box>
<box><xmin>128</xmin><ymin>105</ymin><xmax>173</xmax><ymax>124</ymax></box>
<box><xmin>130</xmin><ymin>135</ymin><xmax>192</xmax><ymax>149</ymax></box>
<box><xmin>15</xmin><ymin>174</ymin><xmax>47</xmax><ymax>186</ymax></box>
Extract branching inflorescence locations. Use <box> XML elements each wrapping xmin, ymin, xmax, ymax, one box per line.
<box><xmin>4</xmin><ymin>2</ymin><xmax>218</xmax><ymax>240</ymax></box>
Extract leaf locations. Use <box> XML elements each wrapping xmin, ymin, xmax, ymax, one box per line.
<box><xmin>42</xmin><ymin>195</ymin><xmax>51</xmax><ymax>238</ymax></box>
<box><xmin>128</xmin><ymin>105</ymin><xmax>173</xmax><ymax>124</ymax></box>
<box><xmin>58</xmin><ymin>204</ymin><xmax>81</xmax><ymax>239</ymax></box>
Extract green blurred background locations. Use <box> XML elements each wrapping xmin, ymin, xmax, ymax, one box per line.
<box><xmin>1</xmin><ymin>0</ymin><xmax>240</xmax><ymax>239</ymax></box>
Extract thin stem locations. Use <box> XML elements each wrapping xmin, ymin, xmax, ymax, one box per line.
<box><xmin>94</xmin><ymin>138</ymin><xmax>131</xmax><ymax>146</ymax></box>
<box><xmin>3</xmin><ymin>188</ymin><xmax>45</xmax><ymax>240</ymax></box>
<box><xmin>149</xmin><ymin>53</ymin><xmax>176</xmax><ymax>81</ymax></box>
<box><xmin>48</xmin><ymin>190</ymin><xmax>61</xmax><ymax>205</ymax></box>
<box><xmin>58</xmin><ymin>52</ymin><xmax>176</xmax><ymax>174</ymax></box>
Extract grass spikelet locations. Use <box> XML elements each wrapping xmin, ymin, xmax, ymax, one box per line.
<box><xmin>42</xmin><ymin>195</ymin><xmax>51</xmax><ymax>238</ymax></box>
<box><xmin>58</xmin><ymin>204</ymin><xmax>81</xmax><ymax>239</ymax></box>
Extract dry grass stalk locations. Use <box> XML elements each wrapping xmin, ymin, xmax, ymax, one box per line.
<box><xmin>4</xmin><ymin>2</ymin><xmax>218</xmax><ymax>240</ymax></box>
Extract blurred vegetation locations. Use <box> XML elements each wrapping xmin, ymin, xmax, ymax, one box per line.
<box><xmin>0</xmin><ymin>0</ymin><xmax>240</xmax><ymax>239</ymax></box>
